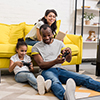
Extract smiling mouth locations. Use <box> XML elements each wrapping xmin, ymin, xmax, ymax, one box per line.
<box><xmin>45</xmin><ymin>39</ymin><xmax>50</xmax><ymax>42</ymax></box>
<box><xmin>50</xmin><ymin>20</ymin><xmax>54</xmax><ymax>22</ymax></box>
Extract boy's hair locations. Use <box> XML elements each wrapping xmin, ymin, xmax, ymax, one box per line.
<box><xmin>16</xmin><ymin>38</ymin><xmax>27</xmax><ymax>50</ymax></box>
<box><xmin>39</xmin><ymin>24</ymin><xmax>52</xmax><ymax>35</ymax></box>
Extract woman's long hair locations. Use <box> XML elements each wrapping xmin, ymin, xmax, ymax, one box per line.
<box><xmin>36</xmin><ymin>9</ymin><xmax>58</xmax><ymax>35</ymax></box>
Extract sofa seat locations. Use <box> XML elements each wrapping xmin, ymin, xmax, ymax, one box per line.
<box><xmin>0</xmin><ymin>44</ymin><xmax>32</xmax><ymax>57</ymax></box>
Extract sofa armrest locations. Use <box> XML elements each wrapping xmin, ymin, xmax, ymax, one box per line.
<box><xmin>63</xmin><ymin>34</ymin><xmax>83</xmax><ymax>64</ymax></box>
<box><xmin>66</xmin><ymin>34</ymin><xmax>82</xmax><ymax>47</ymax></box>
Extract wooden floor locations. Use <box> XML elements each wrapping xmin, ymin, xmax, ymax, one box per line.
<box><xmin>0</xmin><ymin>62</ymin><xmax>100</xmax><ymax>100</ymax></box>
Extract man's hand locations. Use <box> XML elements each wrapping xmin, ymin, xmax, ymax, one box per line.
<box><xmin>55</xmin><ymin>54</ymin><xmax>65</xmax><ymax>64</ymax></box>
<box><xmin>61</xmin><ymin>47</ymin><xmax>72</xmax><ymax>62</ymax></box>
<box><xmin>29</xmin><ymin>63</ymin><xmax>34</xmax><ymax>72</ymax></box>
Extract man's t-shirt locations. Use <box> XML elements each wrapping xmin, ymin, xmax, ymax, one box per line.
<box><xmin>31</xmin><ymin>39</ymin><xmax>65</xmax><ymax>69</ymax></box>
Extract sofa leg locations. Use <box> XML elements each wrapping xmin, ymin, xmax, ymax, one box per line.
<box><xmin>76</xmin><ymin>64</ymin><xmax>79</xmax><ymax>72</ymax></box>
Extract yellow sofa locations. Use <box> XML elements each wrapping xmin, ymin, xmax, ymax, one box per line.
<box><xmin>0</xmin><ymin>21</ymin><xmax>61</xmax><ymax>69</ymax></box>
<box><xmin>0</xmin><ymin>21</ymin><xmax>83</xmax><ymax>73</ymax></box>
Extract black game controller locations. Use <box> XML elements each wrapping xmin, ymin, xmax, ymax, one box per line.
<box><xmin>22</xmin><ymin>61</ymin><xmax>31</xmax><ymax>69</ymax></box>
<box><xmin>62</xmin><ymin>51</ymin><xmax>70</xmax><ymax>59</ymax></box>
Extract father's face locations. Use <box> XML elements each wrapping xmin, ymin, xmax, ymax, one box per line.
<box><xmin>41</xmin><ymin>27</ymin><xmax>53</xmax><ymax>44</ymax></box>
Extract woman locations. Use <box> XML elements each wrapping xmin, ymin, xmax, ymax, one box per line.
<box><xmin>25</xmin><ymin>9</ymin><xmax>57</xmax><ymax>46</ymax></box>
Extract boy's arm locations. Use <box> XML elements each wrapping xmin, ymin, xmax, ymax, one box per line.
<box><xmin>33</xmin><ymin>54</ymin><xmax>65</xmax><ymax>70</ymax></box>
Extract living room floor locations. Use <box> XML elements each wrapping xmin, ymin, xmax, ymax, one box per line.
<box><xmin>0</xmin><ymin>61</ymin><xmax>100</xmax><ymax>100</ymax></box>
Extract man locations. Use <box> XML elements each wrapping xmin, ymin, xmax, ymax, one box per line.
<box><xmin>31</xmin><ymin>24</ymin><xmax>100</xmax><ymax>100</ymax></box>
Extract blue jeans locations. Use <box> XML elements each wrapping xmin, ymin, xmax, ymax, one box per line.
<box><xmin>15</xmin><ymin>71</ymin><xmax>37</xmax><ymax>90</ymax></box>
<box><xmin>41</xmin><ymin>68</ymin><xmax>100</xmax><ymax>100</ymax></box>
<box><xmin>25</xmin><ymin>38</ymin><xmax>39</xmax><ymax>46</ymax></box>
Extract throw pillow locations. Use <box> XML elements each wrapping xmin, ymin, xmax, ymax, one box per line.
<box><xmin>0</xmin><ymin>23</ymin><xmax>10</xmax><ymax>44</ymax></box>
<box><xmin>9</xmin><ymin>22</ymin><xmax>25</xmax><ymax>44</ymax></box>
<box><xmin>24</xmin><ymin>24</ymin><xmax>34</xmax><ymax>37</ymax></box>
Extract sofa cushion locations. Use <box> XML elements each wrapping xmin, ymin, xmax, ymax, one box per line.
<box><xmin>0</xmin><ymin>23</ymin><xmax>10</xmax><ymax>44</ymax></box>
<box><xmin>25</xmin><ymin>24</ymin><xmax>34</xmax><ymax>37</ymax></box>
<box><xmin>0</xmin><ymin>44</ymin><xmax>32</xmax><ymax>57</ymax></box>
<box><xmin>9</xmin><ymin>22</ymin><xmax>25</xmax><ymax>44</ymax></box>
<box><xmin>65</xmin><ymin>44</ymin><xmax>79</xmax><ymax>56</ymax></box>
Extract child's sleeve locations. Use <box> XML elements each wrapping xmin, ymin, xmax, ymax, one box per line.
<box><xmin>10</xmin><ymin>56</ymin><xmax>15</xmax><ymax>62</ymax></box>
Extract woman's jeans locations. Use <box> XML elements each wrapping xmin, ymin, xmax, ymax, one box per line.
<box><xmin>15</xmin><ymin>71</ymin><xmax>37</xmax><ymax>90</ymax></box>
<box><xmin>25</xmin><ymin>38</ymin><xmax>39</xmax><ymax>46</ymax></box>
<box><xmin>42</xmin><ymin>68</ymin><xmax>100</xmax><ymax>100</ymax></box>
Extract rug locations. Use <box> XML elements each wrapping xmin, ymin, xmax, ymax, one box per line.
<box><xmin>0</xmin><ymin>71</ymin><xmax>100</xmax><ymax>100</ymax></box>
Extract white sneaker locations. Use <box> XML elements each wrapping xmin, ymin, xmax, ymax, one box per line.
<box><xmin>65</xmin><ymin>78</ymin><xmax>76</xmax><ymax>100</ymax></box>
<box><xmin>45</xmin><ymin>79</ymin><xmax>52</xmax><ymax>92</ymax></box>
<box><xmin>37</xmin><ymin>75</ymin><xmax>45</xmax><ymax>95</ymax></box>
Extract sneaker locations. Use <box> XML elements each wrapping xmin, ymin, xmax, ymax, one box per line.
<box><xmin>37</xmin><ymin>75</ymin><xmax>45</xmax><ymax>95</ymax></box>
<box><xmin>65</xmin><ymin>78</ymin><xmax>76</xmax><ymax>100</ymax></box>
<box><xmin>45</xmin><ymin>79</ymin><xmax>52</xmax><ymax>92</ymax></box>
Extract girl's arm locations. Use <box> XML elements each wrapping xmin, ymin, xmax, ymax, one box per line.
<box><xmin>9</xmin><ymin>60</ymin><xmax>23</xmax><ymax>72</ymax></box>
<box><xmin>36</xmin><ymin>28</ymin><xmax>42</xmax><ymax>41</ymax></box>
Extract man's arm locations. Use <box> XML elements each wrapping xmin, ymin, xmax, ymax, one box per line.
<box><xmin>33</xmin><ymin>54</ymin><xmax>65</xmax><ymax>70</ymax></box>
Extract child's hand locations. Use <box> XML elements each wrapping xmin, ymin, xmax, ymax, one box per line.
<box><xmin>15</xmin><ymin>61</ymin><xmax>23</xmax><ymax>67</ymax></box>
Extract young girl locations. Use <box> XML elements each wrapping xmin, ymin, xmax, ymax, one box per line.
<box><xmin>25</xmin><ymin>9</ymin><xmax>57</xmax><ymax>46</ymax></box>
<box><xmin>9</xmin><ymin>38</ymin><xmax>51</xmax><ymax>95</ymax></box>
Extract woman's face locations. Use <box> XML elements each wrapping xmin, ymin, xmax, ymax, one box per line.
<box><xmin>45</xmin><ymin>12</ymin><xmax>56</xmax><ymax>26</ymax></box>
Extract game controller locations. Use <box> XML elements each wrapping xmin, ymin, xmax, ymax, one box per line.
<box><xmin>62</xmin><ymin>51</ymin><xmax>70</xmax><ymax>58</ymax></box>
<box><xmin>22</xmin><ymin>61</ymin><xmax>31</xmax><ymax>69</ymax></box>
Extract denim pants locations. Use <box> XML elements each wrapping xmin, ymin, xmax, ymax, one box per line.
<box><xmin>25</xmin><ymin>38</ymin><xmax>39</xmax><ymax>46</ymax></box>
<box><xmin>41</xmin><ymin>68</ymin><xmax>100</xmax><ymax>100</ymax></box>
<box><xmin>15</xmin><ymin>71</ymin><xmax>37</xmax><ymax>90</ymax></box>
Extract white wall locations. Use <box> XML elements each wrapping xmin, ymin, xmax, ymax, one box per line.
<box><xmin>0</xmin><ymin>0</ymin><xmax>75</xmax><ymax>33</ymax></box>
